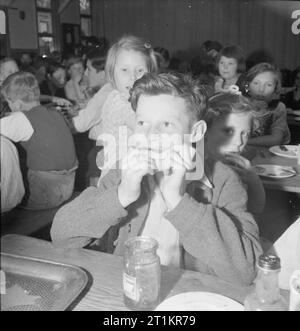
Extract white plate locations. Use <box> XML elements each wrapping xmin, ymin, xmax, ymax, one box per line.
<box><xmin>269</xmin><ymin>145</ymin><xmax>298</xmax><ymax>158</ymax></box>
<box><xmin>253</xmin><ymin>164</ymin><xmax>296</xmax><ymax>178</ymax></box>
<box><xmin>155</xmin><ymin>292</ymin><xmax>244</xmax><ymax>311</ymax></box>
<box><xmin>291</xmin><ymin>110</ymin><xmax>300</xmax><ymax>116</ymax></box>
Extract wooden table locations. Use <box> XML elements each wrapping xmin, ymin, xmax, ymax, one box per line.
<box><xmin>1</xmin><ymin>234</ymin><xmax>252</xmax><ymax>311</ymax></box>
<box><xmin>251</xmin><ymin>147</ymin><xmax>300</xmax><ymax>193</ymax></box>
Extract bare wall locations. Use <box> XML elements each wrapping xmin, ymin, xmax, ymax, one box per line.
<box><xmin>92</xmin><ymin>0</ymin><xmax>300</xmax><ymax>69</ymax></box>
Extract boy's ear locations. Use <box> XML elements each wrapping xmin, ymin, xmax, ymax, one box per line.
<box><xmin>10</xmin><ymin>99</ymin><xmax>23</xmax><ymax>112</ymax></box>
<box><xmin>190</xmin><ymin>120</ymin><xmax>207</xmax><ymax>143</ymax></box>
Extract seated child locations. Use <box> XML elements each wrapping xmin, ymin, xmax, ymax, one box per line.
<box><xmin>214</xmin><ymin>45</ymin><xmax>246</xmax><ymax>92</ymax></box>
<box><xmin>1</xmin><ymin>135</ymin><xmax>25</xmax><ymax>213</ymax></box>
<box><xmin>0</xmin><ymin>58</ymin><xmax>19</xmax><ymax>118</ymax></box>
<box><xmin>241</xmin><ymin>63</ymin><xmax>290</xmax><ymax>147</ymax></box>
<box><xmin>72</xmin><ymin>35</ymin><xmax>158</xmax><ymax>185</ymax></box>
<box><xmin>64</xmin><ymin>56</ymin><xmax>89</xmax><ymax>105</ymax></box>
<box><xmin>204</xmin><ymin>92</ymin><xmax>266</xmax><ymax>214</ymax></box>
<box><xmin>0</xmin><ymin>72</ymin><xmax>78</xmax><ymax>210</ymax></box>
<box><xmin>51</xmin><ymin>72</ymin><xmax>262</xmax><ymax>286</ymax></box>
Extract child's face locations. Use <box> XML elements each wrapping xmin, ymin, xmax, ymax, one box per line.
<box><xmin>85</xmin><ymin>60</ymin><xmax>105</xmax><ymax>88</ymax></box>
<box><xmin>134</xmin><ymin>94</ymin><xmax>192</xmax><ymax>144</ymax></box>
<box><xmin>114</xmin><ymin>49</ymin><xmax>148</xmax><ymax>97</ymax></box>
<box><xmin>51</xmin><ymin>68</ymin><xmax>66</xmax><ymax>88</ymax></box>
<box><xmin>206</xmin><ymin>112</ymin><xmax>253</xmax><ymax>156</ymax></box>
<box><xmin>248</xmin><ymin>71</ymin><xmax>276</xmax><ymax>101</ymax></box>
<box><xmin>218</xmin><ymin>56</ymin><xmax>238</xmax><ymax>81</ymax></box>
<box><xmin>69</xmin><ymin>62</ymin><xmax>84</xmax><ymax>79</ymax></box>
<box><xmin>0</xmin><ymin>61</ymin><xmax>19</xmax><ymax>84</ymax></box>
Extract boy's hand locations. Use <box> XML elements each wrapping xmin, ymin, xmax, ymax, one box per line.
<box><xmin>52</xmin><ymin>97</ymin><xmax>72</xmax><ymax>107</ymax></box>
<box><xmin>160</xmin><ymin>144</ymin><xmax>195</xmax><ymax>210</ymax></box>
<box><xmin>118</xmin><ymin>148</ymin><xmax>153</xmax><ymax>208</ymax></box>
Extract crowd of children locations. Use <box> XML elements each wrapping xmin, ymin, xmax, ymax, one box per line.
<box><xmin>1</xmin><ymin>35</ymin><xmax>299</xmax><ymax>287</ymax></box>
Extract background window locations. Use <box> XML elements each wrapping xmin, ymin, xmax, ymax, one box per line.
<box><xmin>0</xmin><ymin>10</ymin><xmax>6</xmax><ymax>34</ymax></box>
<box><xmin>36</xmin><ymin>0</ymin><xmax>51</xmax><ymax>9</ymax></box>
<box><xmin>38</xmin><ymin>36</ymin><xmax>54</xmax><ymax>54</ymax></box>
<box><xmin>80</xmin><ymin>0</ymin><xmax>91</xmax><ymax>15</ymax></box>
<box><xmin>37</xmin><ymin>12</ymin><xmax>53</xmax><ymax>34</ymax></box>
<box><xmin>36</xmin><ymin>0</ymin><xmax>54</xmax><ymax>55</ymax></box>
<box><xmin>81</xmin><ymin>17</ymin><xmax>92</xmax><ymax>37</ymax></box>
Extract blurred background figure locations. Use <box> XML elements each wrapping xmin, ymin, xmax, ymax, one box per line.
<box><xmin>65</xmin><ymin>56</ymin><xmax>89</xmax><ymax>105</ymax></box>
<box><xmin>1</xmin><ymin>135</ymin><xmax>25</xmax><ymax>214</ymax></box>
<box><xmin>201</xmin><ymin>40</ymin><xmax>222</xmax><ymax>61</ymax></box>
<box><xmin>154</xmin><ymin>46</ymin><xmax>170</xmax><ymax>73</ymax></box>
<box><xmin>39</xmin><ymin>61</ymin><xmax>67</xmax><ymax>98</ymax></box>
<box><xmin>50</xmin><ymin>51</ymin><xmax>63</xmax><ymax>65</ymax></box>
<box><xmin>281</xmin><ymin>67</ymin><xmax>300</xmax><ymax>110</ymax></box>
<box><xmin>19</xmin><ymin>52</ymin><xmax>35</xmax><ymax>74</ymax></box>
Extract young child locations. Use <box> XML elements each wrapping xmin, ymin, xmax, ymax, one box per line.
<box><xmin>241</xmin><ymin>63</ymin><xmax>290</xmax><ymax>147</ymax></box>
<box><xmin>0</xmin><ymin>58</ymin><xmax>19</xmax><ymax>85</ymax></box>
<box><xmin>64</xmin><ymin>56</ymin><xmax>89</xmax><ymax>105</ymax></box>
<box><xmin>72</xmin><ymin>35</ymin><xmax>157</xmax><ymax>185</ymax></box>
<box><xmin>204</xmin><ymin>92</ymin><xmax>266</xmax><ymax>214</ymax></box>
<box><xmin>39</xmin><ymin>61</ymin><xmax>67</xmax><ymax>99</ymax></box>
<box><xmin>51</xmin><ymin>72</ymin><xmax>262</xmax><ymax>286</ymax></box>
<box><xmin>1</xmin><ymin>135</ymin><xmax>25</xmax><ymax>213</ymax></box>
<box><xmin>0</xmin><ymin>58</ymin><xmax>19</xmax><ymax>118</ymax></box>
<box><xmin>215</xmin><ymin>45</ymin><xmax>246</xmax><ymax>92</ymax></box>
<box><xmin>84</xmin><ymin>48</ymin><xmax>107</xmax><ymax>94</ymax></box>
<box><xmin>0</xmin><ymin>72</ymin><xmax>78</xmax><ymax>210</ymax></box>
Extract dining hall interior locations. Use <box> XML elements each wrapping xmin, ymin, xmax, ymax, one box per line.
<box><xmin>0</xmin><ymin>0</ymin><xmax>300</xmax><ymax>311</ymax></box>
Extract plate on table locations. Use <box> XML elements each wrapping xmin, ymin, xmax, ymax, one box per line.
<box><xmin>269</xmin><ymin>145</ymin><xmax>298</xmax><ymax>158</ymax></box>
<box><xmin>155</xmin><ymin>292</ymin><xmax>244</xmax><ymax>311</ymax></box>
<box><xmin>0</xmin><ymin>253</ymin><xmax>88</xmax><ymax>311</ymax></box>
<box><xmin>253</xmin><ymin>164</ymin><xmax>296</xmax><ymax>179</ymax></box>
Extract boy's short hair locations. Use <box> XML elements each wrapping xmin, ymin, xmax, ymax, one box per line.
<box><xmin>130</xmin><ymin>72</ymin><xmax>208</xmax><ymax>123</ymax></box>
<box><xmin>216</xmin><ymin>45</ymin><xmax>246</xmax><ymax>73</ymax></box>
<box><xmin>86</xmin><ymin>48</ymin><xmax>107</xmax><ymax>73</ymax></box>
<box><xmin>105</xmin><ymin>35</ymin><xmax>158</xmax><ymax>87</ymax></box>
<box><xmin>1</xmin><ymin>71</ymin><xmax>40</xmax><ymax>103</ymax></box>
<box><xmin>204</xmin><ymin>92</ymin><xmax>255</xmax><ymax>128</ymax></box>
<box><xmin>0</xmin><ymin>57</ymin><xmax>18</xmax><ymax>71</ymax></box>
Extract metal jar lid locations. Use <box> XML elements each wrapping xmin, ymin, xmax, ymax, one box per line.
<box><xmin>258</xmin><ymin>254</ymin><xmax>281</xmax><ymax>270</ymax></box>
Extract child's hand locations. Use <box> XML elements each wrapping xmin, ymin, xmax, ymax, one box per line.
<box><xmin>223</xmin><ymin>153</ymin><xmax>251</xmax><ymax>170</ymax></box>
<box><xmin>223</xmin><ymin>153</ymin><xmax>254</xmax><ymax>184</ymax></box>
<box><xmin>160</xmin><ymin>144</ymin><xmax>195</xmax><ymax>210</ymax></box>
<box><xmin>52</xmin><ymin>97</ymin><xmax>72</xmax><ymax>107</ymax></box>
<box><xmin>118</xmin><ymin>148</ymin><xmax>153</xmax><ymax>208</ymax></box>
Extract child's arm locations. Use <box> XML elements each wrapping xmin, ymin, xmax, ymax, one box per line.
<box><xmin>247</xmin><ymin>129</ymin><xmax>285</xmax><ymax>147</ymax></box>
<box><xmin>72</xmin><ymin>83</ymin><xmax>113</xmax><ymax>133</ymax></box>
<box><xmin>248</xmin><ymin>102</ymin><xmax>290</xmax><ymax>147</ymax></box>
<box><xmin>164</xmin><ymin>164</ymin><xmax>263</xmax><ymax>286</ymax></box>
<box><xmin>0</xmin><ymin>112</ymin><xmax>33</xmax><ymax>142</ymax></box>
<box><xmin>51</xmin><ymin>149</ymin><xmax>152</xmax><ymax>248</ymax></box>
<box><xmin>235</xmin><ymin>168</ymin><xmax>266</xmax><ymax>214</ymax></box>
<box><xmin>65</xmin><ymin>79</ymin><xmax>85</xmax><ymax>102</ymax></box>
<box><xmin>50</xmin><ymin>169</ymin><xmax>128</xmax><ymax>248</ymax></box>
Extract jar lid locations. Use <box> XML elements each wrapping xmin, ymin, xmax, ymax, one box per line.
<box><xmin>258</xmin><ymin>254</ymin><xmax>281</xmax><ymax>270</ymax></box>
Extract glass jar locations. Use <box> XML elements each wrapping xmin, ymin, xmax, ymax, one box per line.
<box><xmin>123</xmin><ymin>236</ymin><xmax>161</xmax><ymax>311</ymax></box>
<box><xmin>244</xmin><ymin>254</ymin><xmax>288</xmax><ymax>311</ymax></box>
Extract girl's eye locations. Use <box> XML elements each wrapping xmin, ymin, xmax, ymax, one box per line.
<box><xmin>163</xmin><ymin>122</ymin><xmax>172</xmax><ymax>128</ymax></box>
<box><xmin>137</xmin><ymin>121</ymin><xmax>145</xmax><ymax>126</ymax></box>
<box><xmin>223</xmin><ymin>128</ymin><xmax>234</xmax><ymax>136</ymax></box>
<box><xmin>122</xmin><ymin>68</ymin><xmax>127</xmax><ymax>72</ymax></box>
